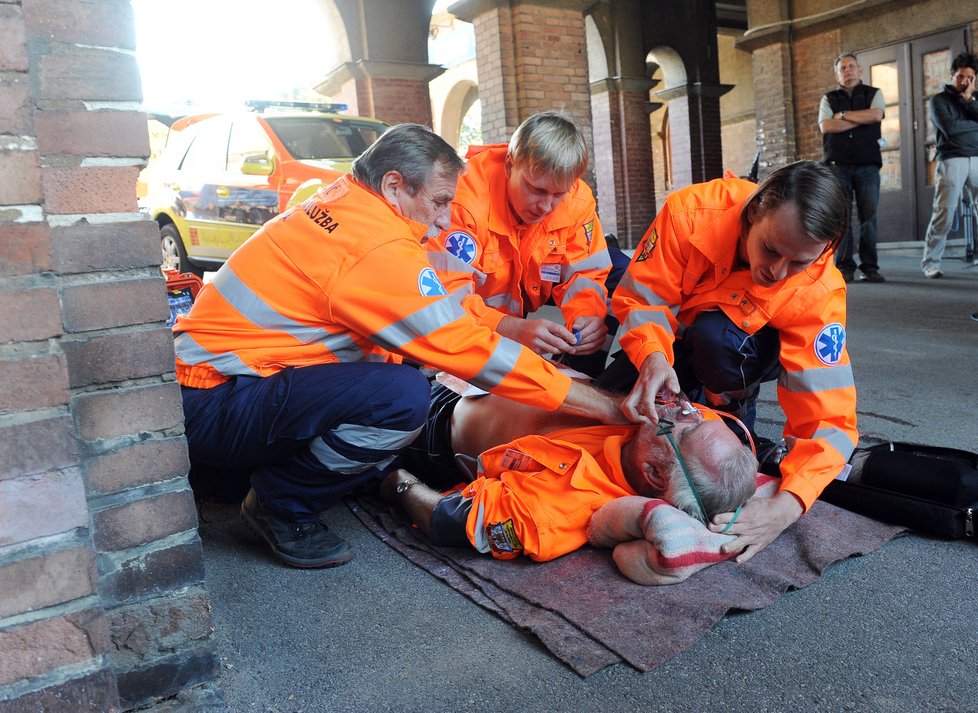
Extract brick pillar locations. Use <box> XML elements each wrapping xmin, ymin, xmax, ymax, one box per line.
<box><xmin>794</xmin><ymin>31</ymin><xmax>842</xmax><ymax>162</ymax></box>
<box><xmin>317</xmin><ymin>60</ymin><xmax>444</xmax><ymax>127</ymax></box>
<box><xmin>751</xmin><ymin>41</ymin><xmax>799</xmax><ymax>178</ymax></box>
<box><xmin>454</xmin><ymin>0</ymin><xmax>596</xmax><ymax>185</ymax></box>
<box><xmin>591</xmin><ymin>77</ymin><xmax>655</xmax><ymax>248</ymax></box>
<box><xmin>0</xmin><ymin>0</ymin><xmax>219</xmax><ymax>710</ymax></box>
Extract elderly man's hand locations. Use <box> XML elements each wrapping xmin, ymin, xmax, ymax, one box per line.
<box><xmin>497</xmin><ymin>315</ymin><xmax>577</xmax><ymax>355</ymax></box>
<box><xmin>708</xmin><ymin>490</ymin><xmax>803</xmax><ymax>563</ymax></box>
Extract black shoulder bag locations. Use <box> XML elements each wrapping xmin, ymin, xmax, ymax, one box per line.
<box><xmin>821</xmin><ymin>442</ymin><xmax>977</xmax><ymax>539</ymax></box>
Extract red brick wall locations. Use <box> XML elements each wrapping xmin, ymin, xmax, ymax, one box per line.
<box><xmin>0</xmin><ymin>0</ymin><xmax>218</xmax><ymax>709</ymax></box>
<box><xmin>751</xmin><ymin>41</ymin><xmax>798</xmax><ymax>177</ymax></box>
<box><xmin>370</xmin><ymin>77</ymin><xmax>435</xmax><ymax>127</ymax></box>
<box><xmin>469</xmin><ymin>2</ymin><xmax>595</xmax><ymax>185</ymax></box>
<box><xmin>794</xmin><ymin>31</ymin><xmax>841</xmax><ymax>161</ymax></box>
<box><xmin>471</xmin><ymin>4</ymin><xmax>519</xmax><ymax>141</ymax></box>
<box><xmin>592</xmin><ymin>82</ymin><xmax>657</xmax><ymax>248</ymax></box>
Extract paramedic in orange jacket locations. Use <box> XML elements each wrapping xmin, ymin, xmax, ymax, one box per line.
<box><xmin>426</xmin><ymin>112</ymin><xmax>628</xmax><ymax>375</ymax></box>
<box><xmin>382</xmin><ymin>392</ymin><xmax>757</xmax><ymax>562</ymax></box>
<box><xmin>174</xmin><ymin>124</ymin><xmax>626</xmax><ymax>569</ymax></box>
<box><xmin>604</xmin><ymin>160</ymin><xmax>858</xmax><ymax>563</ymax></box>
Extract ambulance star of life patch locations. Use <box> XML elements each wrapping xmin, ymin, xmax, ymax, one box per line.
<box><xmin>486</xmin><ymin>519</ymin><xmax>523</xmax><ymax>555</ymax></box>
<box><xmin>445</xmin><ymin>231</ymin><xmax>478</xmax><ymax>264</ymax></box>
<box><xmin>635</xmin><ymin>227</ymin><xmax>659</xmax><ymax>262</ymax></box>
<box><xmin>814</xmin><ymin>322</ymin><xmax>846</xmax><ymax>365</ymax></box>
<box><xmin>418</xmin><ymin>267</ymin><xmax>447</xmax><ymax>296</ymax></box>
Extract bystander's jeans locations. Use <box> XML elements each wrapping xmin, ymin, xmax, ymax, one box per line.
<box><xmin>921</xmin><ymin>156</ymin><xmax>978</xmax><ymax>271</ymax></box>
<box><xmin>830</xmin><ymin>162</ymin><xmax>881</xmax><ymax>275</ymax></box>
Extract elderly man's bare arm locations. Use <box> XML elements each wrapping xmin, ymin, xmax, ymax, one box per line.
<box><xmin>450</xmin><ymin>388</ymin><xmax>603</xmax><ymax>459</ymax></box>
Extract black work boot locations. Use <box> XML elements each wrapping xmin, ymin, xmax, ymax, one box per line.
<box><xmin>240</xmin><ymin>489</ymin><xmax>353</xmax><ymax>568</ymax></box>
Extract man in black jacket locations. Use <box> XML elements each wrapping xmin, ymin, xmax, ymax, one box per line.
<box><xmin>920</xmin><ymin>52</ymin><xmax>978</xmax><ymax>279</ymax></box>
<box><xmin>819</xmin><ymin>52</ymin><xmax>887</xmax><ymax>283</ymax></box>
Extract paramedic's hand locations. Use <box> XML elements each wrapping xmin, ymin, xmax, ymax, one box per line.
<box><xmin>708</xmin><ymin>490</ymin><xmax>803</xmax><ymax>563</ymax></box>
<box><xmin>622</xmin><ymin>352</ymin><xmax>680</xmax><ymax>423</ymax></box>
<box><xmin>498</xmin><ymin>315</ymin><xmax>577</xmax><ymax>356</ymax></box>
<box><xmin>565</xmin><ymin>315</ymin><xmax>607</xmax><ymax>356</ymax></box>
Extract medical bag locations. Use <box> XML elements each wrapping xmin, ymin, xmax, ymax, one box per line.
<box><xmin>821</xmin><ymin>442</ymin><xmax>978</xmax><ymax>540</ymax></box>
<box><xmin>163</xmin><ymin>269</ymin><xmax>203</xmax><ymax>328</ymax></box>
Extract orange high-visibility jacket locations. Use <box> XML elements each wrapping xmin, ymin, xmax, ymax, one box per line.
<box><xmin>173</xmin><ymin>175</ymin><xmax>571</xmax><ymax>411</ymax></box>
<box><xmin>611</xmin><ymin>176</ymin><xmax>858</xmax><ymax>511</ymax></box>
<box><xmin>462</xmin><ymin>425</ymin><xmax>638</xmax><ymax>562</ymax></box>
<box><xmin>426</xmin><ymin>144</ymin><xmax>611</xmax><ymax>331</ymax></box>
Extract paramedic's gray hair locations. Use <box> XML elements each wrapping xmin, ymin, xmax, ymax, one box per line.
<box><xmin>507</xmin><ymin>112</ymin><xmax>588</xmax><ymax>186</ymax></box>
<box><xmin>352</xmin><ymin>124</ymin><xmax>464</xmax><ymax>195</ymax></box>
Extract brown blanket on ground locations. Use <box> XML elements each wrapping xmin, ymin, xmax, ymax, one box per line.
<box><xmin>348</xmin><ymin>496</ymin><xmax>905</xmax><ymax>676</ymax></box>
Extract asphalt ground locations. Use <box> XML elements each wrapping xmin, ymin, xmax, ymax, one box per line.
<box><xmin>198</xmin><ymin>251</ymin><xmax>978</xmax><ymax>713</ymax></box>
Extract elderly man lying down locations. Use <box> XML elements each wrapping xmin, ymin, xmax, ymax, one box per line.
<box><xmin>382</xmin><ymin>378</ymin><xmax>761</xmax><ymax>583</ymax></box>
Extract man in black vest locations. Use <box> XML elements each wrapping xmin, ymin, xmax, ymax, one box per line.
<box><xmin>819</xmin><ymin>52</ymin><xmax>887</xmax><ymax>283</ymax></box>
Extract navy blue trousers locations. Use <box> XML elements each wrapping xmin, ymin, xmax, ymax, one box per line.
<box><xmin>599</xmin><ymin>310</ymin><xmax>780</xmax><ymax>431</ymax></box>
<box><xmin>182</xmin><ymin>362</ymin><xmax>430</xmax><ymax>522</ymax></box>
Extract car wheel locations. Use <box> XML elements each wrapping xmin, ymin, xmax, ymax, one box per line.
<box><xmin>160</xmin><ymin>223</ymin><xmax>203</xmax><ymax>277</ymax></box>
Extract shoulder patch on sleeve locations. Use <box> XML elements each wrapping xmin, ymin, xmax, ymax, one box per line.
<box><xmin>418</xmin><ymin>267</ymin><xmax>447</xmax><ymax>296</ymax></box>
<box><xmin>485</xmin><ymin>519</ymin><xmax>523</xmax><ymax>555</ymax></box>
<box><xmin>635</xmin><ymin>227</ymin><xmax>659</xmax><ymax>262</ymax></box>
<box><xmin>814</xmin><ymin>322</ymin><xmax>846</xmax><ymax>365</ymax></box>
<box><xmin>582</xmin><ymin>219</ymin><xmax>594</xmax><ymax>251</ymax></box>
<box><xmin>444</xmin><ymin>231</ymin><xmax>478</xmax><ymax>264</ymax></box>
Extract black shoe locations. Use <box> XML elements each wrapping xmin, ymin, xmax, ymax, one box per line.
<box><xmin>860</xmin><ymin>271</ymin><xmax>886</xmax><ymax>283</ymax></box>
<box><xmin>840</xmin><ymin>270</ymin><xmax>854</xmax><ymax>283</ymax></box>
<box><xmin>241</xmin><ymin>489</ymin><xmax>353</xmax><ymax>568</ymax></box>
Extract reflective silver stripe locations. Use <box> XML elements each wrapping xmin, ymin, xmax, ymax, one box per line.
<box><xmin>427</xmin><ymin>251</ymin><xmax>488</xmax><ymax>287</ymax></box>
<box><xmin>779</xmin><ymin>363</ymin><xmax>855</xmax><ymax>393</ymax></box>
<box><xmin>561</xmin><ymin>276</ymin><xmax>607</xmax><ymax>305</ymax></box>
<box><xmin>618</xmin><ymin>271</ymin><xmax>677</xmax><ymax>311</ymax></box>
<box><xmin>372</xmin><ymin>296</ymin><xmax>467</xmax><ymax>350</ymax></box>
<box><xmin>469</xmin><ymin>338</ymin><xmax>523</xmax><ymax>392</ymax></box>
<box><xmin>332</xmin><ymin>423</ymin><xmax>423</xmax><ymax>450</ymax></box>
<box><xmin>562</xmin><ymin>249</ymin><xmax>611</xmax><ymax>279</ymax></box>
<box><xmin>471</xmin><ymin>501</ymin><xmax>491</xmax><ymax>554</ymax></box>
<box><xmin>621</xmin><ymin>309</ymin><xmax>675</xmax><ymax>337</ymax></box>
<box><xmin>214</xmin><ymin>268</ymin><xmax>329</xmax><ymax>344</ymax></box>
<box><xmin>812</xmin><ymin>425</ymin><xmax>857</xmax><ymax>460</ymax></box>
<box><xmin>308</xmin><ymin>437</ymin><xmax>380</xmax><ymax>474</ymax></box>
<box><xmin>325</xmin><ymin>336</ymin><xmax>367</xmax><ymax>363</ymax></box>
<box><xmin>173</xmin><ymin>332</ymin><xmax>260</xmax><ymax>377</ymax></box>
<box><xmin>214</xmin><ymin>266</ymin><xmax>366</xmax><ymax>358</ymax></box>
<box><xmin>484</xmin><ymin>292</ymin><xmax>522</xmax><ymax>314</ymax></box>
<box><xmin>447</xmin><ymin>285</ymin><xmax>473</xmax><ymax>302</ymax></box>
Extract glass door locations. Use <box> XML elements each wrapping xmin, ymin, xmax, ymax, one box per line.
<box><xmin>858</xmin><ymin>29</ymin><xmax>969</xmax><ymax>243</ymax></box>
<box><xmin>911</xmin><ymin>30</ymin><xmax>969</xmax><ymax>240</ymax></box>
<box><xmin>858</xmin><ymin>45</ymin><xmax>906</xmax><ymax>244</ymax></box>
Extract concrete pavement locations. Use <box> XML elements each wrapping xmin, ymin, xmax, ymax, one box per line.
<box><xmin>198</xmin><ymin>251</ymin><xmax>978</xmax><ymax>713</ymax></box>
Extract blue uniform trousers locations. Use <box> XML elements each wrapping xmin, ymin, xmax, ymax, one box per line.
<box><xmin>181</xmin><ymin>362</ymin><xmax>430</xmax><ymax>522</ymax></box>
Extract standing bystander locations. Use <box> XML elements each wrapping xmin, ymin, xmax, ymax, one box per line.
<box><xmin>920</xmin><ymin>51</ymin><xmax>978</xmax><ymax>279</ymax></box>
<box><xmin>818</xmin><ymin>52</ymin><xmax>887</xmax><ymax>283</ymax></box>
